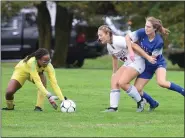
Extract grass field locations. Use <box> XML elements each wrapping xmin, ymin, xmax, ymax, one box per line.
<box><xmin>1</xmin><ymin>56</ymin><xmax>184</xmax><ymax>137</ymax></box>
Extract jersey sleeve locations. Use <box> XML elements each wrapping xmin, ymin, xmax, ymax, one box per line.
<box><xmin>106</xmin><ymin>44</ymin><xmax>112</xmax><ymax>55</ymax></box>
<box><xmin>46</xmin><ymin>63</ymin><xmax>64</xmax><ymax>101</ymax></box>
<box><xmin>152</xmin><ymin>42</ymin><xmax>163</xmax><ymax>56</ymax></box>
<box><xmin>28</xmin><ymin>60</ymin><xmax>48</xmax><ymax>96</ymax></box>
<box><xmin>114</xmin><ymin>35</ymin><xmax>127</xmax><ymax>49</ymax></box>
<box><xmin>128</xmin><ymin>28</ymin><xmax>145</xmax><ymax>42</ymax></box>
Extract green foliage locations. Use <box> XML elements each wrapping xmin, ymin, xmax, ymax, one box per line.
<box><xmin>82</xmin><ymin>55</ymin><xmax>182</xmax><ymax>70</ymax></box>
<box><xmin>114</xmin><ymin>2</ymin><xmax>184</xmax><ymax>48</ymax></box>
<box><xmin>149</xmin><ymin>2</ymin><xmax>184</xmax><ymax>48</ymax></box>
<box><xmin>1</xmin><ymin>1</ymin><xmax>40</xmax><ymax>19</ymax></box>
<box><xmin>2</xmin><ymin>1</ymin><xmax>184</xmax><ymax>48</ymax></box>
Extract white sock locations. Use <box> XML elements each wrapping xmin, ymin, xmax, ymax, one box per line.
<box><xmin>110</xmin><ymin>89</ymin><xmax>120</xmax><ymax>108</ymax></box>
<box><xmin>126</xmin><ymin>85</ymin><xmax>141</xmax><ymax>102</ymax></box>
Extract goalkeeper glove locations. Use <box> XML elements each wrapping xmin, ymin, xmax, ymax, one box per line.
<box><xmin>47</xmin><ymin>93</ymin><xmax>58</xmax><ymax>110</ymax></box>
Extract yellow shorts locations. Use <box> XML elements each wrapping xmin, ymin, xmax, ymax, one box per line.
<box><xmin>11</xmin><ymin>68</ymin><xmax>33</xmax><ymax>86</ymax></box>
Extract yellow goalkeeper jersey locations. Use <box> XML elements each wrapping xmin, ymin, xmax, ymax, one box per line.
<box><xmin>14</xmin><ymin>57</ymin><xmax>64</xmax><ymax>100</ymax></box>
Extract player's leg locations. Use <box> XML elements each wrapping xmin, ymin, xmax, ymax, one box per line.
<box><xmin>135</xmin><ymin>65</ymin><xmax>160</xmax><ymax>112</ymax></box>
<box><xmin>2</xmin><ymin>69</ymin><xmax>27</xmax><ymax>110</ymax></box>
<box><xmin>2</xmin><ymin>79</ymin><xmax>22</xmax><ymax>110</ymax></box>
<box><xmin>134</xmin><ymin>77</ymin><xmax>159</xmax><ymax>111</ymax></box>
<box><xmin>103</xmin><ymin>66</ymin><xmax>124</xmax><ymax>112</ymax></box>
<box><xmin>118</xmin><ymin>66</ymin><xmax>145</xmax><ymax>112</ymax></box>
<box><xmin>34</xmin><ymin>72</ymin><xmax>47</xmax><ymax>111</ymax></box>
<box><xmin>104</xmin><ymin>67</ymin><xmax>123</xmax><ymax>112</ymax></box>
<box><xmin>156</xmin><ymin>67</ymin><xmax>184</xmax><ymax>96</ymax></box>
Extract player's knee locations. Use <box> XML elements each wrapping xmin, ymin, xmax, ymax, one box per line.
<box><xmin>157</xmin><ymin>81</ymin><xmax>166</xmax><ymax>88</ymax></box>
<box><xmin>118</xmin><ymin>81</ymin><xmax>127</xmax><ymax>90</ymax></box>
<box><xmin>111</xmin><ymin>81</ymin><xmax>119</xmax><ymax>88</ymax></box>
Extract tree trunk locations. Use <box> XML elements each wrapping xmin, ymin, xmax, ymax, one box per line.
<box><xmin>36</xmin><ymin>2</ymin><xmax>52</xmax><ymax>51</ymax></box>
<box><xmin>52</xmin><ymin>4</ymin><xmax>73</xmax><ymax>68</ymax></box>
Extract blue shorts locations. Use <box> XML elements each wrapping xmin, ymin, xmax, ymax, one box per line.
<box><xmin>137</xmin><ymin>55</ymin><xmax>167</xmax><ymax>79</ymax></box>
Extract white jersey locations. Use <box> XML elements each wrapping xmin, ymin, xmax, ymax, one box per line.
<box><xmin>107</xmin><ymin>35</ymin><xmax>145</xmax><ymax>74</ymax></box>
<box><xmin>107</xmin><ymin>35</ymin><xmax>142</xmax><ymax>62</ymax></box>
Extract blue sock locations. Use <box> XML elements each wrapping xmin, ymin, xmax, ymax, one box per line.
<box><xmin>168</xmin><ymin>82</ymin><xmax>184</xmax><ymax>96</ymax></box>
<box><xmin>142</xmin><ymin>92</ymin><xmax>157</xmax><ymax>107</ymax></box>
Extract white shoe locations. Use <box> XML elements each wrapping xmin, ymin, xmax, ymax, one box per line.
<box><xmin>136</xmin><ymin>99</ymin><xmax>145</xmax><ymax>112</ymax></box>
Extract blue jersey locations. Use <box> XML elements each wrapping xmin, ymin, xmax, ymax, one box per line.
<box><xmin>129</xmin><ymin>28</ymin><xmax>166</xmax><ymax>79</ymax></box>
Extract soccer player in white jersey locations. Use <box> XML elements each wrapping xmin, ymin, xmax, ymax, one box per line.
<box><xmin>126</xmin><ymin>16</ymin><xmax>184</xmax><ymax>111</ymax></box>
<box><xmin>97</xmin><ymin>25</ymin><xmax>156</xmax><ymax>112</ymax></box>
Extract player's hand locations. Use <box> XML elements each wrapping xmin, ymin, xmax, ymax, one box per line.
<box><xmin>47</xmin><ymin>93</ymin><xmax>58</xmax><ymax>110</ymax></box>
<box><xmin>111</xmin><ymin>73</ymin><xmax>116</xmax><ymax>77</ymax></box>
<box><xmin>147</xmin><ymin>56</ymin><xmax>157</xmax><ymax>64</ymax></box>
<box><xmin>129</xmin><ymin>51</ymin><xmax>135</xmax><ymax>61</ymax></box>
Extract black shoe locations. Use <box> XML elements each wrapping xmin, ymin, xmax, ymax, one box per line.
<box><xmin>34</xmin><ymin>106</ymin><xmax>43</xmax><ymax>111</ymax></box>
<box><xmin>102</xmin><ymin>107</ymin><xmax>118</xmax><ymax>112</ymax></box>
<box><xmin>2</xmin><ymin>107</ymin><xmax>14</xmax><ymax>110</ymax></box>
<box><xmin>2</xmin><ymin>105</ymin><xmax>15</xmax><ymax>110</ymax></box>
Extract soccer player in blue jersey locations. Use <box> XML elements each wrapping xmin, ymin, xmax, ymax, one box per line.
<box><xmin>125</xmin><ymin>16</ymin><xmax>184</xmax><ymax>111</ymax></box>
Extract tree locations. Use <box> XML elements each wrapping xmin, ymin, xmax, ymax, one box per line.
<box><xmin>52</xmin><ymin>4</ymin><xmax>73</xmax><ymax>67</ymax></box>
<box><xmin>52</xmin><ymin>1</ymin><xmax>117</xmax><ymax>67</ymax></box>
<box><xmin>113</xmin><ymin>1</ymin><xmax>184</xmax><ymax>48</ymax></box>
<box><xmin>36</xmin><ymin>2</ymin><xmax>52</xmax><ymax>51</ymax></box>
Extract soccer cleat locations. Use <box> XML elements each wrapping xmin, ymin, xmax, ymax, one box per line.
<box><xmin>2</xmin><ymin>105</ymin><xmax>15</xmax><ymax>111</ymax></box>
<box><xmin>148</xmin><ymin>101</ymin><xmax>159</xmax><ymax>112</ymax></box>
<box><xmin>34</xmin><ymin>106</ymin><xmax>43</xmax><ymax>111</ymax></box>
<box><xmin>136</xmin><ymin>98</ymin><xmax>145</xmax><ymax>112</ymax></box>
<box><xmin>102</xmin><ymin>107</ymin><xmax>118</xmax><ymax>112</ymax></box>
<box><xmin>2</xmin><ymin>107</ymin><xmax>14</xmax><ymax>110</ymax></box>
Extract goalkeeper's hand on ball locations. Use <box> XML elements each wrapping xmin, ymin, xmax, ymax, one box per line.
<box><xmin>47</xmin><ymin>92</ymin><xmax>59</xmax><ymax>110</ymax></box>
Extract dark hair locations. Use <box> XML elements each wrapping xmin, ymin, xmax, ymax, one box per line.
<box><xmin>23</xmin><ymin>48</ymin><xmax>49</xmax><ymax>63</ymax></box>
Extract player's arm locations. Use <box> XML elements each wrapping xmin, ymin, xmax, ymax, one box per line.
<box><xmin>131</xmin><ymin>43</ymin><xmax>156</xmax><ymax>64</ymax></box>
<box><xmin>125</xmin><ymin>28</ymin><xmax>144</xmax><ymax>48</ymax></box>
<box><xmin>112</xmin><ymin>55</ymin><xmax>118</xmax><ymax>74</ymax></box>
<box><xmin>30</xmin><ymin>68</ymin><xmax>49</xmax><ymax>96</ymax></box>
<box><xmin>46</xmin><ymin>63</ymin><xmax>65</xmax><ymax>101</ymax></box>
<box><xmin>29</xmin><ymin>62</ymin><xmax>58</xmax><ymax>109</ymax></box>
<box><xmin>124</xmin><ymin>35</ymin><xmax>135</xmax><ymax>61</ymax></box>
<box><xmin>126</xmin><ymin>29</ymin><xmax>156</xmax><ymax>64</ymax></box>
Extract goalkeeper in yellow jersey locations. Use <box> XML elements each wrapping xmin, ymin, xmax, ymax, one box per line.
<box><xmin>2</xmin><ymin>48</ymin><xmax>66</xmax><ymax>111</ymax></box>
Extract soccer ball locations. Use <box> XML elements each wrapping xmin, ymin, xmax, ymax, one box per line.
<box><xmin>60</xmin><ymin>99</ymin><xmax>76</xmax><ymax>113</ymax></box>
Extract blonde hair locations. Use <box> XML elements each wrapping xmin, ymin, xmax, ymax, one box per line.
<box><xmin>146</xmin><ymin>16</ymin><xmax>170</xmax><ymax>36</ymax></box>
<box><xmin>98</xmin><ymin>25</ymin><xmax>112</xmax><ymax>36</ymax></box>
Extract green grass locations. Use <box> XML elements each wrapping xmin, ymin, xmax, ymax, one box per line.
<box><xmin>82</xmin><ymin>55</ymin><xmax>183</xmax><ymax>70</ymax></box>
<box><xmin>1</xmin><ymin>56</ymin><xmax>184</xmax><ymax>137</ymax></box>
